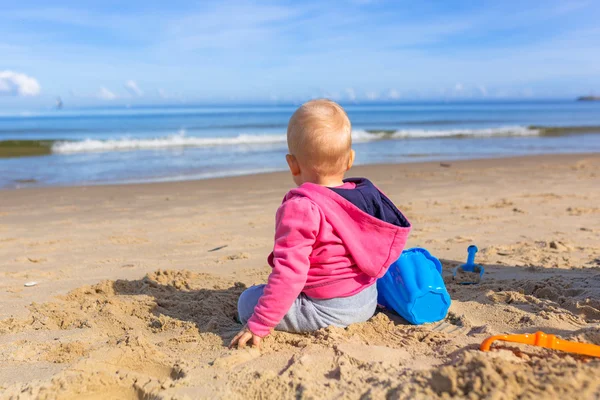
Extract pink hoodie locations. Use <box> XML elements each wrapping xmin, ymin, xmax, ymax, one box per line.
<box><xmin>247</xmin><ymin>179</ymin><xmax>411</xmax><ymax>337</ymax></box>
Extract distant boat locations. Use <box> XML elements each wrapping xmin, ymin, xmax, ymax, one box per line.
<box><xmin>55</xmin><ymin>97</ymin><xmax>63</xmax><ymax>109</ymax></box>
<box><xmin>577</xmin><ymin>95</ymin><xmax>600</xmax><ymax>101</ymax></box>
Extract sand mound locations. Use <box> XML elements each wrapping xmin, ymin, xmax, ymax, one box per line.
<box><xmin>1</xmin><ymin>267</ymin><xmax>599</xmax><ymax>399</ymax></box>
<box><xmin>0</xmin><ymin>270</ymin><xmax>241</xmax><ymax>399</ymax></box>
<box><xmin>479</xmin><ymin>240</ymin><xmax>599</xmax><ymax>269</ymax></box>
<box><xmin>424</xmin><ymin>351</ymin><xmax>600</xmax><ymax>399</ymax></box>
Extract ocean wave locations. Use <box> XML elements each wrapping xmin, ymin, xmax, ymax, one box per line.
<box><xmin>52</xmin><ymin>131</ymin><xmax>287</xmax><ymax>153</ymax></box>
<box><xmin>355</xmin><ymin>126</ymin><xmax>539</xmax><ymax>140</ymax></box>
<box><xmin>51</xmin><ymin>126</ymin><xmax>543</xmax><ymax>154</ymax></box>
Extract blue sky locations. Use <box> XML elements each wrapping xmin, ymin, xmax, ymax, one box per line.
<box><xmin>1</xmin><ymin>0</ymin><xmax>599</xmax><ymax>108</ymax></box>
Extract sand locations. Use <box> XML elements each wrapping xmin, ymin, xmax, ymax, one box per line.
<box><xmin>0</xmin><ymin>153</ymin><xmax>599</xmax><ymax>399</ymax></box>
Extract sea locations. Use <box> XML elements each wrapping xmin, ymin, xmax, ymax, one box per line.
<box><xmin>1</xmin><ymin>100</ymin><xmax>599</xmax><ymax>189</ymax></box>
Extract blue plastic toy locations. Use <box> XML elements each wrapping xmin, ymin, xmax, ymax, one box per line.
<box><xmin>452</xmin><ymin>245</ymin><xmax>485</xmax><ymax>285</ymax></box>
<box><xmin>377</xmin><ymin>248</ymin><xmax>451</xmax><ymax>325</ymax></box>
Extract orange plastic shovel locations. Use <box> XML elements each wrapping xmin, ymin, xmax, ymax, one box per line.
<box><xmin>480</xmin><ymin>331</ymin><xmax>600</xmax><ymax>358</ymax></box>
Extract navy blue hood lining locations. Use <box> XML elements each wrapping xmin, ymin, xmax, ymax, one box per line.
<box><xmin>328</xmin><ymin>178</ymin><xmax>410</xmax><ymax>228</ymax></box>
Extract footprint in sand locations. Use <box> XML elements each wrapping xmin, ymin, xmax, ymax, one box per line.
<box><xmin>96</xmin><ymin>335</ymin><xmax>187</xmax><ymax>381</ymax></box>
<box><xmin>335</xmin><ymin>342</ymin><xmax>412</xmax><ymax>365</ymax></box>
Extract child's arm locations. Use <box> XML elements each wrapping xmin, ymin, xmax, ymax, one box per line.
<box><xmin>247</xmin><ymin>196</ymin><xmax>320</xmax><ymax>337</ymax></box>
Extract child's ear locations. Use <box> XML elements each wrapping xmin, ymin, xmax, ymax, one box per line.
<box><xmin>347</xmin><ymin>149</ymin><xmax>355</xmax><ymax>171</ymax></box>
<box><xmin>286</xmin><ymin>154</ymin><xmax>301</xmax><ymax>176</ymax></box>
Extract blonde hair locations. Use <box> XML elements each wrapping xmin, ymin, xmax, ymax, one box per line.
<box><xmin>287</xmin><ymin>99</ymin><xmax>352</xmax><ymax>175</ymax></box>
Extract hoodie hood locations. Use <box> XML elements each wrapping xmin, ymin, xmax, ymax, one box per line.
<box><xmin>286</xmin><ymin>178</ymin><xmax>411</xmax><ymax>278</ymax></box>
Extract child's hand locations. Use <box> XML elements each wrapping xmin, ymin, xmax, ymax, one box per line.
<box><xmin>229</xmin><ymin>325</ymin><xmax>262</xmax><ymax>349</ymax></box>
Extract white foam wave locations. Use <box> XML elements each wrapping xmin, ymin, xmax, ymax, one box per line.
<box><xmin>352</xmin><ymin>126</ymin><xmax>539</xmax><ymax>141</ymax></box>
<box><xmin>52</xmin><ymin>126</ymin><xmax>539</xmax><ymax>154</ymax></box>
<box><xmin>52</xmin><ymin>131</ymin><xmax>287</xmax><ymax>154</ymax></box>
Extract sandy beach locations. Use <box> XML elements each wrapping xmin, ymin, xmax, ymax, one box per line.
<box><xmin>1</xmin><ymin>153</ymin><xmax>599</xmax><ymax>399</ymax></box>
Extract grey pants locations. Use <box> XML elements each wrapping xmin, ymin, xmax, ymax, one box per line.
<box><xmin>237</xmin><ymin>283</ymin><xmax>378</xmax><ymax>333</ymax></box>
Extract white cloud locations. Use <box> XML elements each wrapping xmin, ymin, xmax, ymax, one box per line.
<box><xmin>124</xmin><ymin>80</ymin><xmax>143</xmax><ymax>96</ymax></box>
<box><xmin>98</xmin><ymin>87</ymin><xmax>117</xmax><ymax>100</ymax></box>
<box><xmin>387</xmin><ymin>88</ymin><xmax>401</xmax><ymax>100</ymax></box>
<box><xmin>454</xmin><ymin>82</ymin><xmax>464</xmax><ymax>92</ymax></box>
<box><xmin>365</xmin><ymin>90</ymin><xmax>379</xmax><ymax>100</ymax></box>
<box><xmin>477</xmin><ymin>85</ymin><xmax>488</xmax><ymax>96</ymax></box>
<box><xmin>157</xmin><ymin>88</ymin><xmax>168</xmax><ymax>99</ymax></box>
<box><xmin>0</xmin><ymin>70</ymin><xmax>41</xmax><ymax>96</ymax></box>
<box><xmin>162</xmin><ymin>3</ymin><xmax>298</xmax><ymax>52</ymax></box>
<box><xmin>322</xmin><ymin>91</ymin><xmax>341</xmax><ymax>100</ymax></box>
<box><xmin>345</xmin><ymin>88</ymin><xmax>356</xmax><ymax>101</ymax></box>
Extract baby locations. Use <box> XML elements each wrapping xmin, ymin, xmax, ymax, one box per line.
<box><xmin>231</xmin><ymin>99</ymin><xmax>411</xmax><ymax>348</ymax></box>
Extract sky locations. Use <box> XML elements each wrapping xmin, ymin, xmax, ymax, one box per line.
<box><xmin>1</xmin><ymin>0</ymin><xmax>599</xmax><ymax>109</ymax></box>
